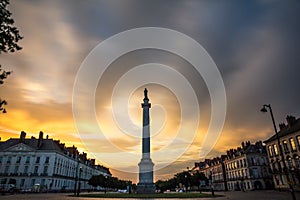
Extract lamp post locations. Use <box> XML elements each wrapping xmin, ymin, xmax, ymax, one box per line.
<box><xmin>77</xmin><ymin>167</ymin><xmax>82</xmax><ymax>197</ymax></box>
<box><xmin>74</xmin><ymin>160</ymin><xmax>79</xmax><ymax>196</ymax></box>
<box><xmin>261</xmin><ymin>104</ymin><xmax>296</xmax><ymax>200</ymax></box>
<box><xmin>104</xmin><ymin>175</ymin><xmax>108</xmax><ymax>194</ymax></box>
<box><xmin>187</xmin><ymin>167</ymin><xmax>191</xmax><ymax>192</ymax></box>
<box><xmin>210</xmin><ymin>169</ymin><xmax>214</xmax><ymax>196</ymax></box>
<box><xmin>184</xmin><ymin>174</ymin><xmax>188</xmax><ymax>193</ymax></box>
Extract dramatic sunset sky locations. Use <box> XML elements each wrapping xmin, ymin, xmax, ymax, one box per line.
<box><xmin>0</xmin><ymin>0</ymin><xmax>300</xmax><ymax>181</ymax></box>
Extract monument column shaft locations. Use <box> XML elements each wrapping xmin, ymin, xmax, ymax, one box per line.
<box><xmin>142</xmin><ymin>105</ymin><xmax>150</xmax><ymax>158</ymax></box>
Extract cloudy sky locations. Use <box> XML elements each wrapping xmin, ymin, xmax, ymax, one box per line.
<box><xmin>1</xmin><ymin>0</ymin><xmax>300</xmax><ymax>181</ymax></box>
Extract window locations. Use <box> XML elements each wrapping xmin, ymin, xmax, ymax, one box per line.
<box><xmin>290</xmin><ymin>138</ymin><xmax>297</xmax><ymax>151</ymax></box>
<box><xmin>45</xmin><ymin>157</ymin><xmax>50</xmax><ymax>164</ymax></box>
<box><xmin>0</xmin><ymin>156</ymin><xmax>2</xmax><ymax>163</ymax></box>
<box><xmin>295</xmin><ymin>155</ymin><xmax>300</xmax><ymax>169</ymax></box>
<box><xmin>31</xmin><ymin>179</ymin><xmax>35</xmax><ymax>186</ymax></box>
<box><xmin>24</xmin><ymin>166</ymin><xmax>28</xmax><ymax>173</ymax></box>
<box><xmin>297</xmin><ymin>136</ymin><xmax>300</xmax><ymax>147</ymax></box>
<box><xmin>251</xmin><ymin>157</ymin><xmax>256</xmax><ymax>165</ymax></box>
<box><xmin>41</xmin><ymin>179</ymin><xmax>45</xmax><ymax>186</ymax></box>
<box><xmin>25</xmin><ymin>156</ymin><xmax>30</xmax><ymax>164</ymax></box>
<box><xmin>287</xmin><ymin>156</ymin><xmax>293</xmax><ymax>168</ymax></box>
<box><xmin>283</xmin><ymin>140</ymin><xmax>289</xmax><ymax>153</ymax></box>
<box><xmin>16</xmin><ymin>156</ymin><xmax>21</xmax><ymax>163</ymax></box>
<box><xmin>7</xmin><ymin>156</ymin><xmax>11</xmax><ymax>164</ymax></box>
<box><xmin>4</xmin><ymin>166</ymin><xmax>9</xmax><ymax>173</ymax></box>
<box><xmin>43</xmin><ymin>166</ymin><xmax>48</xmax><ymax>174</ymax></box>
<box><xmin>252</xmin><ymin>168</ymin><xmax>259</xmax><ymax>178</ymax></box>
<box><xmin>14</xmin><ymin>166</ymin><xmax>19</xmax><ymax>174</ymax></box>
<box><xmin>35</xmin><ymin>157</ymin><xmax>40</xmax><ymax>164</ymax></box>
<box><xmin>20</xmin><ymin>179</ymin><xmax>25</xmax><ymax>187</ymax></box>
<box><xmin>273</xmin><ymin>144</ymin><xmax>279</xmax><ymax>155</ymax></box>
<box><xmin>34</xmin><ymin>166</ymin><xmax>39</xmax><ymax>174</ymax></box>
<box><xmin>268</xmin><ymin>146</ymin><xmax>273</xmax><ymax>157</ymax></box>
<box><xmin>276</xmin><ymin>159</ymin><xmax>281</xmax><ymax>171</ymax></box>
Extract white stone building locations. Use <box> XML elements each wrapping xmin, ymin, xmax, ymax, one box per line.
<box><xmin>0</xmin><ymin>131</ymin><xmax>111</xmax><ymax>192</ymax></box>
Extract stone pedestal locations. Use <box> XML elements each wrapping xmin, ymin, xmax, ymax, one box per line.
<box><xmin>137</xmin><ymin>158</ymin><xmax>155</xmax><ymax>193</ymax></box>
<box><xmin>137</xmin><ymin>183</ymin><xmax>156</xmax><ymax>194</ymax></box>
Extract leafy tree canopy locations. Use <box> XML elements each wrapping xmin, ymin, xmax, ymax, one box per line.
<box><xmin>0</xmin><ymin>0</ymin><xmax>23</xmax><ymax>113</ymax></box>
<box><xmin>88</xmin><ymin>174</ymin><xmax>132</xmax><ymax>190</ymax></box>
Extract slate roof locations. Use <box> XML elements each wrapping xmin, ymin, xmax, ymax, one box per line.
<box><xmin>264</xmin><ymin>117</ymin><xmax>300</xmax><ymax>143</ymax></box>
<box><xmin>0</xmin><ymin>138</ymin><xmax>63</xmax><ymax>152</ymax></box>
<box><xmin>0</xmin><ymin>132</ymin><xmax>112</xmax><ymax>175</ymax></box>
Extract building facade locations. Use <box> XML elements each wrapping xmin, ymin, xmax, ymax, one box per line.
<box><xmin>193</xmin><ymin>141</ymin><xmax>273</xmax><ymax>191</ymax></box>
<box><xmin>0</xmin><ymin>131</ymin><xmax>111</xmax><ymax>192</ymax></box>
<box><xmin>225</xmin><ymin>141</ymin><xmax>273</xmax><ymax>191</ymax></box>
<box><xmin>193</xmin><ymin>156</ymin><xmax>228</xmax><ymax>191</ymax></box>
<box><xmin>264</xmin><ymin>115</ymin><xmax>300</xmax><ymax>191</ymax></box>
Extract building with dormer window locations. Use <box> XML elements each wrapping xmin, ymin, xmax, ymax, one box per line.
<box><xmin>0</xmin><ymin>131</ymin><xmax>111</xmax><ymax>192</ymax></box>
<box><xmin>264</xmin><ymin>115</ymin><xmax>300</xmax><ymax>191</ymax></box>
<box><xmin>224</xmin><ymin>141</ymin><xmax>273</xmax><ymax>191</ymax></box>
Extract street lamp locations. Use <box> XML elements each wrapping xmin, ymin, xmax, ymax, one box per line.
<box><xmin>74</xmin><ymin>160</ymin><xmax>79</xmax><ymax>196</ymax></box>
<box><xmin>209</xmin><ymin>169</ymin><xmax>214</xmax><ymax>196</ymax></box>
<box><xmin>104</xmin><ymin>175</ymin><xmax>108</xmax><ymax>194</ymax></box>
<box><xmin>261</xmin><ymin>104</ymin><xmax>296</xmax><ymax>200</ymax></box>
<box><xmin>187</xmin><ymin>167</ymin><xmax>191</xmax><ymax>192</ymax></box>
<box><xmin>184</xmin><ymin>174</ymin><xmax>188</xmax><ymax>193</ymax></box>
<box><xmin>77</xmin><ymin>167</ymin><xmax>82</xmax><ymax>197</ymax></box>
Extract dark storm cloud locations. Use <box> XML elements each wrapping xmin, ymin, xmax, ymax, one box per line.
<box><xmin>2</xmin><ymin>0</ymin><xmax>300</xmax><ymax>179</ymax></box>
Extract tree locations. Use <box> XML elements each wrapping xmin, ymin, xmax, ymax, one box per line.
<box><xmin>88</xmin><ymin>175</ymin><xmax>103</xmax><ymax>188</ymax></box>
<box><xmin>175</xmin><ymin>171</ymin><xmax>191</xmax><ymax>188</ymax></box>
<box><xmin>155</xmin><ymin>177</ymin><xmax>177</xmax><ymax>193</ymax></box>
<box><xmin>88</xmin><ymin>174</ymin><xmax>132</xmax><ymax>191</ymax></box>
<box><xmin>155</xmin><ymin>170</ymin><xmax>209</xmax><ymax>193</ymax></box>
<box><xmin>190</xmin><ymin>171</ymin><xmax>208</xmax><ymax>191</ymax></box>
<box><xmin>0</xmin><ymin>0</ymin><xmax>23</xmax><ymax>113</ymax></box>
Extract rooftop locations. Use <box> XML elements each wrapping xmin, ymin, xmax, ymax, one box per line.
<box><xmin>0</xmin><ymin>131</ymin><xmax>111</xmax><ymax>175</ymax></box>
<box><xmin>264</xmin><ymin>115</ymin><xmax>300</xmax><ymax>143</ymax></box>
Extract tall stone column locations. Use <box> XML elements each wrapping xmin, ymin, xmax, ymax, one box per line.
<box><xmin>137</xmin><ymin>88</ymin><xmax>155</xmax><ymax>194</ymax></box>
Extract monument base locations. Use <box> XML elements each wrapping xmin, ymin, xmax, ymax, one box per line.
<box><xmin>136</xmin><ymin>183</ymin><xmax>156</xmax><ymax>194</ymax></box>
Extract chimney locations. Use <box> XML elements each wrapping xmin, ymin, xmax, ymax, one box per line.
<box><xmin>38</xmin><ymin>131</ymin><xmax>43</xmax><ymax>148</ymax></box>
<box><xmin>279</xmin><ymin>123</ymin><xmax>286</xmax><ymax>131</ymax></box>
<box><xmin>255</xmin><ymin>141</ymin><xmax>263</xmax><ymax>147</ymax></box>
<box><xmin>19</xmin><ymin>131</ymin><xmax>26</xmax><ymax>143</ymax></box>
<box><xmin>242</xmin><ymin>141</ymin><xmax>245</xmax><ymax>149</ymax></box>
<box><xmin>286</xmin><ymin>115</ymin><xmax>296</xmax><ymax>127</ymax></box>
<box><xmin>46</xmin><ymin>135</ymin><xmax>49</xmax><ymax>139</ymax></box>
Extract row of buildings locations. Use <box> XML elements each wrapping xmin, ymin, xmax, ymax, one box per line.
<box><xmin>0</xmin><ymin>131</ymin><xmax>111</xmax><ymax>192</ymax></box>
<box><xmin>192</xmin><ymin>115</ymin><xmax>300</xmax><ymax>191</ymax></box>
